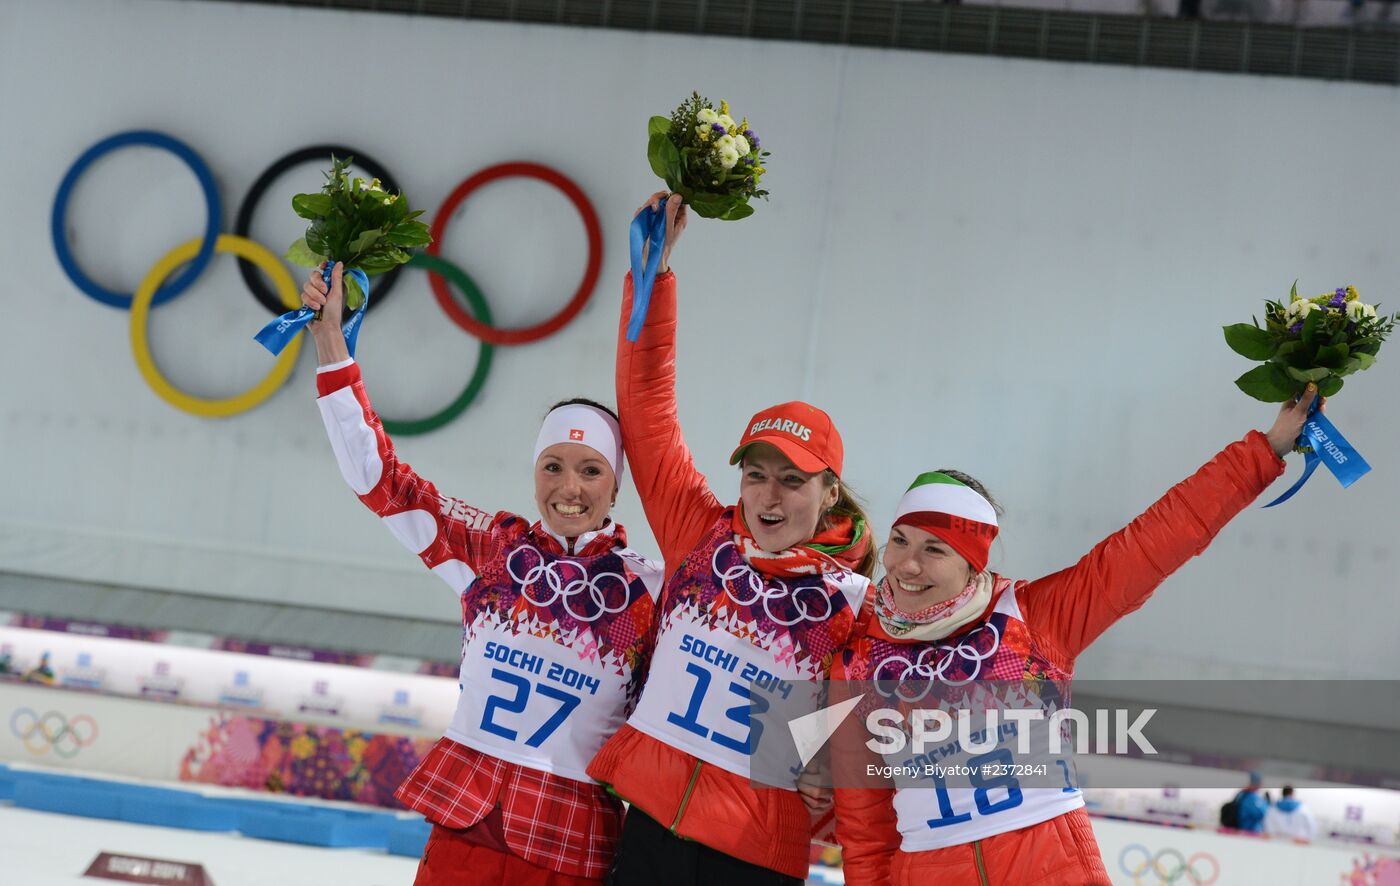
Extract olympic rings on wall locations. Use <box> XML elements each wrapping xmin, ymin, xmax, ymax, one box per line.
<box><xmin>131</xmin><ymin>234</ymin><xmax>303</xmax><ymax>418</ymax></box>
<box><xmin>52</xmin><ymin>130</ymin><xmax>221</xmax><ymax>310</ymax></box>
<box><xmin>379</xmin><ymin>253</ymin><xmax>494</xmax><ymax>436</ymax></box>
<box><xmin>427</xmin><ymin>162</ymin><xmax>603</xmax><ymax>346</ymax></box>
<box><xmin>52</xmin><ymin>130</ymin><xmax>603</xmax><ymax>432</ymax></box>
<box><xmin>234</xmin><ymin>144</ymin><xmax>405</xmax><ymax>316</ymax></box>
<box><xmin>10</xmin><ymin>708</ymin><xmax>99</xmax><ymax>759</ymax></box>
<box><xmin>1119</xmin><ymin>844</ymin><xmax>1220</xmax><ymax>885</ymax></box>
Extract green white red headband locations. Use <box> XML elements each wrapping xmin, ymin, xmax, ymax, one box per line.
<box><xmin>892</xmin><ymin>472</ymin><xmax>998</xmax><ymax>573</ymax></box>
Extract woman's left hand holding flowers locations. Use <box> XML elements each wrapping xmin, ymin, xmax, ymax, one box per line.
<box><xmin>1265</xmin><ymin>384</ymin><xmax>1322</xmax><ymax>459</ymax></box>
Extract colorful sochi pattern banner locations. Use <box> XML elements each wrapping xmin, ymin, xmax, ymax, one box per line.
<box><xmin>181</xmin><ymin>714</ymin><xmax>436</xmax><ymax>807</ymax></box>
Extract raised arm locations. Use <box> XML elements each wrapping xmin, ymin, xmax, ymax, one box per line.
<box><xmin>1020</xmin><ymin>392</ymin><xmax>1315</xmax><ymax>660</ymax></box>
<box><xmin>306</xmin><ymin>265</ymin><xmax>500</xmax><ymax>587</ymax></box>
<box><xmin>617</xmin><ymin>195</ymin><xmax>725</xmax><ymax>571</ymax></box>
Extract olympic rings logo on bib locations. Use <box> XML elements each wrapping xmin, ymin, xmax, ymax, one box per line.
<box><xmin>51</xmin><ymin>131</ymin><xmax>602</xmax><ymax>433</ymax></box>
<box><xmin>9</xmin><ymin>708</ymin><xmax>99</xmax><ymax>759</ymax></box>
<box><xmin>506</xmin><ymin>545</ymin><xmax>632</xmax><ymax>623</ymax></box>
<box><xmin>873</xmin><ymin>621</ymin><xmax>1002</xmax><ymax>700</ymax></box>
<box><xmin>710</xmin><ymin>542</ymin><xmax>834</xmax><ymax>626</ymax></box>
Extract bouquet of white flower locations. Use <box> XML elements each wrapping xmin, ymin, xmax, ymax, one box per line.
<box><xmin>1224</xmin><ymin>282</ymin><xmax>1392</xmax><ymax>505</ymax></box>
<box><xmin>1224</xmin><ymin>283</ymin><xmax>1395</xmax><ymax>401</ymax></box>
<box><xmin>647</xmin><ymin>92</ymin><xmax>770</xmax><ymax>220</ymax></box>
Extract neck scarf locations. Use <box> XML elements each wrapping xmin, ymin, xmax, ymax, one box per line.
<box><xmin>731</xmin><ymin>503</ymin><xmax>871</xmax><ymax>579</ymax></box>
<box><xmin>875</xmin><ymin>570</ymin><xmax>994</xmax><ymax>642</ymax></box>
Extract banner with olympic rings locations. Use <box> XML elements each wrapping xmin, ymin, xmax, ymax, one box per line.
<box><xmin>1088</xmin><ymin>816</ymin><xmax>1398</xmax><ymax>886</ymax></box>
<box><xmin>9</xmin><ymin>707</ymin><xmax>99</xmax><ymax>759</ymax></box>
<box><xmin>51</xmin><ymin>131</ymin><xmax>603</xmax><ymax>434</ymax></box>
<box><xmin>1117</xmin><ymin>843</ymin><xmax>1220</xmax><ymax>885</ymax></box>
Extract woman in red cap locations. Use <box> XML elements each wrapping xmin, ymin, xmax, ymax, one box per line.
<box><xmin>302</xmin><ymin>265</ymin><xmax>664</xmax><ymax>886</ymax></box>
<box><xmin>587</xmin><ymin>194</ymin><xmax>876</xmax><ymax>884</ymax></box>
<box><xmin>832</xmin><ymin>389</ymin><xmax>1320</xmax><ymax>885</ymax></box>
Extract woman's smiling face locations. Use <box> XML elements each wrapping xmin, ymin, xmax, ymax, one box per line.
<box><xmin>882</xmin><ymin>523</ymin><xmax>973</xmax><ymax>610</ymax></box>
<box><xmin>534</xmin><ymin>442</ymin><xmax>616</xmax><ymax>538</ymax></box>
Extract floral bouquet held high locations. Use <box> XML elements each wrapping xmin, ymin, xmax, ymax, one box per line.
<box><xmin>254</xmin><ymin>155</ymin><xmax>431</xmax><ymax>356</ymax></box>
<box><xmin>629</xmin><ymin>92</ymin><xmax>770</xmax><ymax>341</ymax></box>
<box><xmin>1224</xmin><ymin>283</ymin><xmax>1396</xmax><ymax>506</ymax></box>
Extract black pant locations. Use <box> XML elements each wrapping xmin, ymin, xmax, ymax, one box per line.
<box><xmin>606</xmin><ymin>806</ymin><xmax>803</xmax><ymax>886</ymax></box>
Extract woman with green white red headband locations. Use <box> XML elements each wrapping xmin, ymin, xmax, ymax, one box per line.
<box><xmin>587</xmin><ymin>193</ymin><xmax>877</xmax><ymax>885</ymax></box>
<box><xmin>832</xmin><ymin>390</ymin><xmax>1321</xmax><ymax>885</ymax></box>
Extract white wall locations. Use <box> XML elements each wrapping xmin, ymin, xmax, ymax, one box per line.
<box><xmin>2</xmin><ymin>0</ymin><xmax>1397</xmax><ymax>679</ymax></box>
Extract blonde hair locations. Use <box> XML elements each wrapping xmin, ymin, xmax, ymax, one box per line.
<box><xmin>822</xmin><ymin>471</ymin><xmax>876</xmax><ymax>580</ymax></box>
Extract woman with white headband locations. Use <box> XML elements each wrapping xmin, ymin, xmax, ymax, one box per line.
<box><xmin>833</xmin><ymin>389</ymin><xmax>1320</xmax><ymax>885</ymax></box>
<box><xmin>302</xmin><ymin>264</ymin><xmax>663</xmax><ymax>886</ymax></box>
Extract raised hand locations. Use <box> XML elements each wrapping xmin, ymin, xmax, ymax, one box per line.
<box><xmin>1265</xmin><ymin>384</ymin><xmax>1322</xmax><ymax>458</ymax></box>
<box><xmin>302</xmin><ymin>262</ymin><xmax>349</xmax><ymax>364</ymax></box>
<box><xmin>635</xmin><ymin>191</ymin><xmax>688</xmax><ymax>273</ymax></box>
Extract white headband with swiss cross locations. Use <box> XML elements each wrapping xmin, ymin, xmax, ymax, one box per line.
<box><xmin>533</xmin><ymin>404</ymin><xmax>624</xmax><ymax>479</ymax></box>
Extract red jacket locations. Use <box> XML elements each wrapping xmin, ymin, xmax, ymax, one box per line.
<box><xmin>587</xmin><ymin>271</ymin><xmax>838</xmax><ymax>879</ymax></box>
<box><xmin>834</xmin><ymin>432</ymin><xmax>1284</xmax><ymax>886</ymax></box>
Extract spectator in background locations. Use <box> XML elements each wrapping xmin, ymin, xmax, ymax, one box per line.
<box><xmin>21</xmin><ymin>651</ymin><xmax>56</xmax><ymax>685</ymax></box>
<box><xmin>1234</xmin><ymin>772</ymin><xmax>1271</xmax><ymax>833</ymax></box>
<box><xmin>1265</xmin><ymin>786</ymin><xmax>1317</xmax><ymax>843</ymax></box>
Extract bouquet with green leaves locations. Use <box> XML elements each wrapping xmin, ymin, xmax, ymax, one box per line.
<box><xmin>283</xmin><ymin>155</ymin><xmax>431</xmax><ymax>310</ymax></box>
<box><xmin>647</xmin><ymin>92</ymin><xmax>769</xmax><ymax>220</ymax></box>
<box><xmin>1223</xmin><ymin>283</ymin><xmax>1396</xmax><ymax>401</ymax></box>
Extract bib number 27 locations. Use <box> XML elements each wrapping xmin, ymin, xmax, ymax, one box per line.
<box><xmin>480</xmin><ymin>668</ymin><xmax>581</xmax><ymax>747</ymax></box>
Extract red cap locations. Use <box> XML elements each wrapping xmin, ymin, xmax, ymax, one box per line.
<box><xmin>728</xmin><ymin>401</ymin><xmax>844</xmax><ymax>476</ymax></box>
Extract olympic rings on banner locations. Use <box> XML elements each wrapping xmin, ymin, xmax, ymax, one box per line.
<box><xmin>54</xmin><ymin>129</ymin><xmax>602</xmax><ymax>431</ymax></box>
<box><xmin>379</xmin><ymin>253</ymin><xmax>494</xmax><ymax>436</ymax></box>
<box><xmin>52</xmin><ymin>130</ymin><xmax>221</xmax><ymax>310</ymax></box>
<box><xmin>234</xmin><ymin>144</ymin><xmax>405</xmax><ymax>316</ymax></box>
<box><xmin>710</xmin><ymin>542</ymin><xmax>834</xmax><ymax>626</ymax></box>
<box><xmin>427</xmin><ymin>162</ymin><xmax>603</xmax><ymax>346</ymax></box>
<box><xmin>872</xmin><ymin>621</ymin><xmax>1003</xmax><ymax>701</ymax></box>
<box><xmin>10</xmin><ymin>708</ymin><xmax>99</xmax><ymax>759</ymax></box>
<box><xmin>506</xmin><ymin>544</ymin><xmax>632</xmax><ymax>622</ymax></box>
<box><xmin>130</xmin><ymin>235</ymin><xmax>303</xmax><ymax>418</ymax></box>
<box><xmin>1119</xmin><ymin>844</ymin><xmax>1219</xmax><ymax>885</ymax></box>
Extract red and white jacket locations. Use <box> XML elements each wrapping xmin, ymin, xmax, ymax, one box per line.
<box><xmin>315</xmin><ymin>359</ymin><xmax>664</xmax><ymax>879</ymax></box>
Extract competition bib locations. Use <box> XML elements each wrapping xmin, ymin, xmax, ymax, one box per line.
<box><xmin>445</xmin><ymin>540</ymin><xmax>660</xmax><ymax>783</ymax></box>
<box><xmin>448</xmin><ymin>620</ymin><xmax>630</xmax><ymax>782</ymax></box>
<box><xmin>874</xmin><ymin>589</ymin><xmax>1085</xmax><ymax>850</ymax></box>
<box><xmin>627</xmin><ymin>533</ymin><xmax>867</xmax><ymax>781</ymax></box>
<box><xmin>629</xmin><ymin>621</ymin><xmax>807</xmax><ymax>780</ymax></box>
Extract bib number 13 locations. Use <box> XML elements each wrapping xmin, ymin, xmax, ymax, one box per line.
<box><xmin>667</xmin><ymin>662</ymin><xmax>769</xmax><ymax>754</ymax></box>
<box><xmin>479</xmin><ymin>668</ymin><xmax>581</xmax><ymax>748</ymax></box>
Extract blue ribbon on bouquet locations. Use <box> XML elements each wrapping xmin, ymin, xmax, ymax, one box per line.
<box><xmin>254</xmin><ymin>264</ymin><xmax>371</xmax><ymax>357</ymax></box>
<box><xmin>1262</xmin><ymin>398</ymin><xmax>1371</xmax><ymax>508</ymax></box>
<box><xmin>626</xmin><ymin>201</ymin><xmax>668</xmax><ymax>342</ymax></box>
